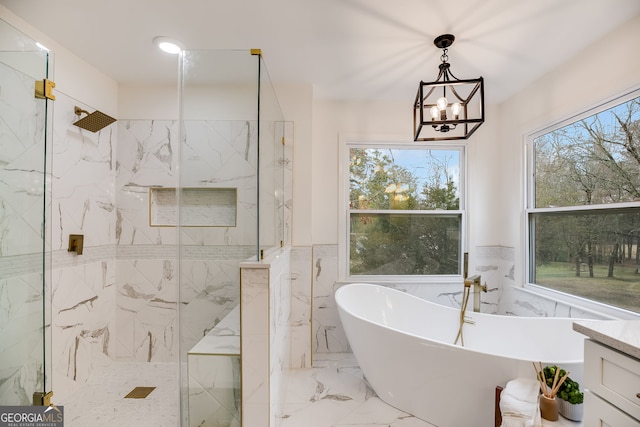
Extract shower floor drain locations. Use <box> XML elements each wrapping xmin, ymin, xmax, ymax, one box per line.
<box><xmin>124</xmin><ymin>386</ymin><xmax>156</xmax><ymax>399</ymax></box>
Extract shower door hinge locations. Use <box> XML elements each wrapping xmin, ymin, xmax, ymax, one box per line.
<box><xmin>281</xmin><ymin>136</ymin><xmax>285</xmax><ymax>145</ymax></box>
<box><xmin>33</xmin><ymin>390</ymin><xmax>53</xmax><ymax>406</ymax></box>
<box><xmin>35</xmin><ymin>79</ymin><xmax>56</xmax><ymax>100</ymax></box>
<box><xmin>250</xmin><ymin>49</ymin><xmax>262</xmax><ymax>56</ymax></box>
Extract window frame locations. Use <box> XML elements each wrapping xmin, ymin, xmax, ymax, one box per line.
<box><xmin>338</xmin><ymin>135</ymin><xmax>467</xmax><ymax>283</ymax></box>
<box><xmin>524</xmin><ymin>89</ymin><xmax>640</xmax><ymax>317</ymax></box>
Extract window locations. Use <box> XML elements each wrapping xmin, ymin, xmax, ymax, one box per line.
<box><xmin>340</xmin><ymin>141</ymin><xmax>465</xmax><ymax>281</ymax></box>
<box><xmin>527</xmin><ymin>92</ymin><xmax>640</xmax><ymax>313</ymax></box>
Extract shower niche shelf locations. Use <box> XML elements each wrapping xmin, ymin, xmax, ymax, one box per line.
<box><xmin>149</xmin><ymin>187</ymin><xmax>237</xmax><ymax>227</ymax></box>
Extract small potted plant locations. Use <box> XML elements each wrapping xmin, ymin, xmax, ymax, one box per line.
<box><xmin>557</xmin><ymin>376</ymin><xmax>584</xmax><ymax>421</ymax></box>
<box><xmin>542</xmin><ymin>365</ymin><xmax>584</xmax><ymax>421</ymax></box>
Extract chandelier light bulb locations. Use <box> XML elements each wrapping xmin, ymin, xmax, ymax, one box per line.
<box><xmin>451</xmin><ymin>103</ymin><xmax>461</xmax><ymax>117</ymax></box>
<box><xmin>430</xmin><ymin>106</ymin><xmax>439</xmax><ymax>119</ymax></box>
<box><xmin>436</xmin><ymin>97</ymin><xmax>448</xmax><ymax>111</ymax></box>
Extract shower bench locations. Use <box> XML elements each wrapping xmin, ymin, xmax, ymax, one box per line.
<box><xmin>187</xmin><ymin>305</ymin><xmax>241</xmax><ymax>426</ymax></box>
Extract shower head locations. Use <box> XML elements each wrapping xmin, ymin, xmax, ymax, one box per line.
<box><xmin>73</xmin><ymin>106</ymin><xmax>117</xmax><ymax>132</ymax></box>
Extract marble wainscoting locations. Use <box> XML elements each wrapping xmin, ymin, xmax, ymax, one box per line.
<box><xmin>289</xmin><ymin>246</ymin><xmax>312</xmax><ymax>369</ymax></box>
<box><xmin>464</xmin><ymin>245</ymin><xmax>513</xmax><ymax>314</ymax></box>
<box><xmin>241</xmin><ymin>248</ymin><xmax>291</xmax><ymax>427</ymax></box>
<box><xmin>501</xmin><ymin>285</ymin><xmax>607</xmax><ymax>319</ymax></box>
<box><xmin>311</xmin><ymin>245</ymin><xmax>348</xmax><ymax>354</ymax></box>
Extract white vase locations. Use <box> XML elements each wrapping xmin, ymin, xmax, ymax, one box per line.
<box><xmin>558</xmin><ymin>399</ymin><xmax>583</xmax><ymax>421</ymax></box>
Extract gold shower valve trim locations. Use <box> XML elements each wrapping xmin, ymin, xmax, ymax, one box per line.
<box><xmin>68</xmin><ymin>234</ymin><xmax>84</xmax><ymax>255</ymax></box>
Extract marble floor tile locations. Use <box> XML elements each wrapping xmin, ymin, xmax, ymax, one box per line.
<box><xmin>59</xmin><ymin>362</ymin><xmax>179</xmax><ymax>427</ymax></box>
<box><xmin>58</xmin><ymin>354</ymin><xmax>434</xmax><ymax>427</ymax></box>
<box><xmin>281</xmin><ymin>354</ymin><xmax>435</xmax><ymax>427</ymax></box>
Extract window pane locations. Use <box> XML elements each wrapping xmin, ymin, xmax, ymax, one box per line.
<box><xmin>350</xmin><ymin>147</ymin><xmax>460</xmax><ymax>210</ymax></box>
<box><xmin>350</xmin><ymin>213</ymin><xmax>461</xmax><ymax>275</ymax></box>
<box><xmin>530</xmin><ymin>209</ymin><xmax>640</xmax><ymax>312</ymax></box>
<box><xmin>534</xmin><ymin>96</ymin><xmax>640</xmax><ymax>208</ymax></box>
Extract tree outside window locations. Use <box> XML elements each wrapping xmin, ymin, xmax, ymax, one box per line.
<box><xmin>529</xmin><ymin>95</ymin><xmax>640</xmax><ymax>313</ymax></box>
<box><xmin>347</xmin><ymin>145</ymin><xmax>464</xmax><ymax>277</ymax></box>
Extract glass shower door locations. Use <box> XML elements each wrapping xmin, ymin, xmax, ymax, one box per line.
<box><xmin>178</xmin><ymin>48</ymin><xmax>286</xmax><ymax>427</ymax></box>
<box><xmin>0</xmin><ymin>18</ymin><xmax>53</xmax><ymax>406</ymax></box>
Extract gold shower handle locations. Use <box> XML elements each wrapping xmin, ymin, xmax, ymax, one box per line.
<box><xmin>68</xmin><ymin>234</ymin><xmax>84</xmax><ymax>255</ymax></box>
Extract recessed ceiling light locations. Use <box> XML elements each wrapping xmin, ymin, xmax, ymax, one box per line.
<box><xmin>153</xmin><ymin>36</ymin><xmax>184</xmax><ymax>55</ymax></box>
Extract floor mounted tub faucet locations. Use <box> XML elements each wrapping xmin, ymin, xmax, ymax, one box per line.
<box><xmin>464</xmin><ymin>274</ymin><xmax>487</xmax><ymax>312</ymax></box>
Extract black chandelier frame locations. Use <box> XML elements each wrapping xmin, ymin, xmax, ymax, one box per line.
<box><xmin>413</xmin><ymin>34</ymin><xmax>485</xmax><ymax>141</ymax></box>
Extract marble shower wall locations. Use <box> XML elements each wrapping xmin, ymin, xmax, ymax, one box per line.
<box><xmin>116</xmin><ymin>119</ymin><xmax>257</xmax><ymax>361</ymax></box>
<box><xmin>45</xmin><ymin>115</ymin><xmax>289</xmax><ymax>401</ymax></box>
<box><xmin>50</xmin><ymin>92</ymin><xmax>117</xmax><ymax>402</ymax></box>
<box><xmin>115</xmin><ymin>118</ymin><xmax>293</xmax><ymax>360</ymax></box>
<box><xmin>115</xmin><ymin>119</ymin><xmax>179</xmax><ymax>362</ymax></box>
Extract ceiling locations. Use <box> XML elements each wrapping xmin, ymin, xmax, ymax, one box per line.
<box><xmin>2</xmin><ymin>0</ymin><xmax>640</xmax><ymax>104</ymax></box>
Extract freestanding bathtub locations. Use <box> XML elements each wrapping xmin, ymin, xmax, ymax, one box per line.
<box><xmin>335</xmin><ymin>283</ymin><xmax>585</xmax><ymax>427</ymax></box>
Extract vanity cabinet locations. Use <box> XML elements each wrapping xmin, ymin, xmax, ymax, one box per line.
<box><xmin>583</xmin><ymin>339</ymin><xmax>640</xmax><ymax>426</ymax></box>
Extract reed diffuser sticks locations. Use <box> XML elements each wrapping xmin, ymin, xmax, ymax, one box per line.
<box><xmin>532</xmin><ymin>362</ymin><xmax>570</xmax><ymax>398</ymax></box>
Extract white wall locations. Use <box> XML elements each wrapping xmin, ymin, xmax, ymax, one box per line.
<box><xmin>0</xmin><ymin>5</ymin><xmax>118</xmax><ymax>115</ymax></box>
<box><xmin>118</xmin><ymin>84</ymin><xmax>177</xmax><ymax>119</ymax></box>
<box><xmin>310</xmin><ymin>99</ymin><xmax>410</xmax><ymax>244</ymax></box>
<box><xmin>276</xmin><ymin>84</ymin><xmax>314</xmax><ymax>246</ymax></box>
<box><xmin>306</xmin><ymin>13</ymin><xmax>640</xmax><ymax>281</ymax></box>
<box><xmin>496</xmin><ymin>13</ymin><xmax>640</xmax><ymax>288</ymax></box>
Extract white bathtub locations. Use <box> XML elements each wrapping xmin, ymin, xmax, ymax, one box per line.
<box><xmin>335</xmin><ymin>283</ymin><xmax>585</xmax><ymax>427</ymax></box>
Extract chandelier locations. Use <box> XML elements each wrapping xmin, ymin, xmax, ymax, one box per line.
<box><xmin>413</xmin><ymin>34</ymin><xmax>484</xmax><ymax>141</ymax></box>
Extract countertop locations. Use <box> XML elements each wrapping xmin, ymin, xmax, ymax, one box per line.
<box><xmin>573</xmin><ymin>319</ymin><xmax>640</xmax><ymax>360</ymax></box>
<box><xmin>542</xmin><ymin>416</ymin><xmax>581</xmax><ymax>426</ymax></box>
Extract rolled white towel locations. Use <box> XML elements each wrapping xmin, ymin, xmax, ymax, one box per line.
<box><xmin>502</xmin><ymin>377</ymin><xmax>540</xmax><ymax>403</ymax></box>
<box><xmin>500</xmin><ymin>378</ymin><xmax>542</xmax><ymax>427</ymax></box>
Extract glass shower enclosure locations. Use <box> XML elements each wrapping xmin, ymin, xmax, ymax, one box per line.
<box><xmin>177</xmin><ymin>49</ymin><xmax>287</xmax><ymax>426</ymax></box>
<box><xmin>0</xmin><ymin>19</ymin><xmax>53</xmax><ymax>406</ymax></box>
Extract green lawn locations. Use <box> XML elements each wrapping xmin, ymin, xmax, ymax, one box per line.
<box><xmin>535</xmin><ymin>262</ymin><xmax>640</xmax><ymax>313</ymax></box>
